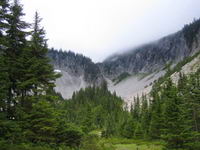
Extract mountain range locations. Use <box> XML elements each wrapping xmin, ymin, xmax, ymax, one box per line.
<box><xmin>48</xmin><ymin>19</ymin><xmax>200</xmax><ymax>103</ymax></box>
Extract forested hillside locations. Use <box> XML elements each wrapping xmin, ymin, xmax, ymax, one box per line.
<box><xmin>1</xmin><ymin>0</ymin><xmax>200</xmax><ymax>150</ymax></box>
<box><xmin>0</xmin><ymin>1</ymin><xmax>124</xmax><ymax>149</ymax></box>
<box><xmin>48</xmin><ymin>18</ymin><xmax>200</xmax><ymax>102</ymax></box>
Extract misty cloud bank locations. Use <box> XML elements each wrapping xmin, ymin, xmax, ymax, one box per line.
<box><xmin>22</xmin><ymin>0</ymin><xmax>200</xmax><ymax>62</ymax></box>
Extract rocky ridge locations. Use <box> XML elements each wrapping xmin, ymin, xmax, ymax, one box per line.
<box><xmin>48</xmin><ymin>19</ymin><xmax>200</xmax><ymax>101</ymax></box>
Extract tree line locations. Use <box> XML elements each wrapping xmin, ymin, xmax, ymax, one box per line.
<box><xmin>0</xmin><ymin>0</ymin><xmax>82</xmax><ymax>149</ymax></box>
<box><xmin>1</xmin><ymin>0</ymin><xmax>200</xmax><ymax>150</ymax></box>
<box><xmin>117</xmin><ymin>68</ymin><xmax>200</xmax><ymax>150</ymax></box>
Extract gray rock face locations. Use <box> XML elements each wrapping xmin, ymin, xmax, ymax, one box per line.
<box><xmin>102</xmin><ymin>30</ymin><xmax>200</xmax><ymax>79</ymax></box>
<box><xmin>47</xmin><ymin>50</ymin><xmax>105</xmax><ymax>99</ymax></box>
<box><xmin>54</xmin><ymin>70</ymin><xmax>88</xmax><ymax>99</ymax></box>
<box><xmin>48</xmin><ymin>49</ymin><xmax>104</xmax><ymax>85</ymax></box>
<box><xmin>48</xmin><ymin>19</ymin><xmax>200</xmax><ymax>100</ymax></box>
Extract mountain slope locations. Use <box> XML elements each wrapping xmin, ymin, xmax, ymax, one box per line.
<box><xmin>102</xmin><ymin>19</ymin><xmax>200</xmax><ymax>79</ymax></box>
<box><xmin>48</xmin><ymin>19</ymin><xmax>200</xmax><ymax>101</ymax></box>
<box><xmin>167</xmin><ymin>51</ymin><xmax>200</xmax><ymax>85</ymax></box>
<box><xmin>48</xmin><ymin>49</ymin><xmax>104</xmax><ymax>98</ymax></box>
<box><xmin>101</xmin><ymin>19</ymin><xmax>200</xmax><ymax>102</ymax></box>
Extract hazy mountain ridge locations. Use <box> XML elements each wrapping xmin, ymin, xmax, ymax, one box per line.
<box><xmin>47</xmin><ymin>49</ymin><xmax>104</xmax><ymax>98</ymax></box>
<box><xmin>102</xmin><ymin>19</ymin><xmax>200</xmax><ymax>79</ymax></box>
<box><xmin>48</xmin><ymin>49</ymin><xmax>104</xmax><ymax>84</ymax></box>
<box><xmin>48</xmin><ymin>19</ymin><xmax>200</xmax><ymax>100</ymax></box>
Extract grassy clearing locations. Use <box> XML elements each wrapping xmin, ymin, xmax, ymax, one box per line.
<box><xmin>101</xmin><ymin>138</ymin><xmax>164</xmax><ymax>150</ymax></box>
<box><xmin>115</xmin><ymin>143</ymin><xmax>162</xmax><ymax>150</ymax></box>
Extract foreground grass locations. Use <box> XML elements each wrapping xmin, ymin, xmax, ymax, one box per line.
<box><xmin>115</xmin><ymin>144</ymin><xmax>162</xmax><ymax>150</ymax></box>
<box><xmin>101</xmin><ymin>138</ymin><xmax>164</xmax><ymax>150</ymax></box>
<box><xmin>0</xmin><ymin>137</ymin><xmax>164</xmax><ymax>150</ymax></box>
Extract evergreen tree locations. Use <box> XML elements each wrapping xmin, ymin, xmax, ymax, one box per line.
<box><xmin>140</xmin><ymin>94</ymin><xmax>150</xmax><ymax>138</ymax></box>
<box><xmin>26</xmin><ymin>98</ymin><xmax>58</xmax><ymax>143</ymax></box>
<box><xmin>148</xmin><ymin>91</ymin><xmax>164</xmax><ymax>139</ymax></box>
<box><xmin>56</xmin><ymin>122</ymin><xmax>83</xmax><ymax>147</ymax></box>
<box><xmin>5</xmin><ymin>0</ymin><xmax>29</xmax><ymax>118</ymax></box>
<box><xmin>103</xmin><ymin>114</ymin><xmax>116</xmax><ymax>137</ymax></box>
<box><xmin>130</xmin><ymin>96</ymin><xmax>143</xmax><ymax>138</ymax></box>
<box><xmin>0</xmin><ymin>56</ymin><xmax>9</xmax><ymax>112</ymax></box>
<box><xmin>162</xmin><ymin>79</ymin><xmax>184</xmax><ymax>149</ymax></box>
<box><xmin>25</xmin><ymin>11</ymin><xmax>59</xmax><ymax>96</ymax></box>
<box><xmin>179</xmin><ymin>72</ymin><xmax>200</xmax><ymax>149</ymax></box>
<box><xmin>119</xmin><ymin>114</ymin><xmax>134</xmax><ymax>138</ymax></box>
<box><xmin>0</xmin><ymin>0</ymin><xmax>9</xmax><ymax>112</ymax></box>
<box><xmin>131</xmin><ymin>96</ymin><xmax>140</xmax><ymax>121</ymax></box>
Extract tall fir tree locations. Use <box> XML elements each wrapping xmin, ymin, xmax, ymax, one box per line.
<box><xmin>0</xmin><ymin>0</ymin><xmax>10</xmax><ymax>111</ymax></box>
<box><xmin>4</xmin><ymin>0</ymin><xmax>29</xmax><ymax>118</ymax></box>
<box><xmin>25</xmin><ymin>98</ymin><xmax>58</xmax><ymax>143</ymax></box>
<box><xmin>26</xmin><ymin>11</ymin><xmax>59</xmax><ymax>96</ymax></box>
<box><xmin>179</xmin><ymin>72</ymin><xmax>200</xmax><ymax>149</ymax></box>
<box><xmin>162</xmin><ymin>79</ymin><xmax>184</xmax><ymax>149</ymax></box>
<box><xmin>140</xmin><ymin>94</ymin><xmax>150</xmax><ymax>138</ymax></box>
<box><xmin>0</xmin><ymin>0</ymin><xmax>27</xmax><ymax>143</ymax></box>
<box><xmin>148</xmin><ymin>90</ymin><xmax>164</xmax><ymax>139</ymax></box>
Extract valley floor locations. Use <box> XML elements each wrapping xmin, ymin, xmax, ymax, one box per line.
<box><xmin>101</xmin><ymin>138</ymin><xmax>164</xmax><ymax>150</ymax></box>
<box><xmin>114</xmin><ymin>144</ymin><xmax>162</xmax><ymax>150</ymax></box>
<box><xmin>0</xmin><ymin>138</ymin><xmax>164</xmax><ymax>150</ymax></box>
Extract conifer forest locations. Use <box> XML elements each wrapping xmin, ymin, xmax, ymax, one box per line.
<box><xmin>0</xmin><ymin>0</ymin><xmax>200</xmax><ymax>150</ymax></box>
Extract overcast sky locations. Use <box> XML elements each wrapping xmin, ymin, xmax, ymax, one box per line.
<box><xmin>21</xmin><ymin>0</ymin><xmax>200</xmax><ymax>62</ymax></box>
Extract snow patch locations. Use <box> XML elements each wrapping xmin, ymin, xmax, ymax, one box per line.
<box><xmin>54</xmin><ymin>69</ymin><xmax>61</xmax><ymax>73</ymax></box>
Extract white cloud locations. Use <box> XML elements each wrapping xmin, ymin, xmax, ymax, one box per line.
<box><xmin>21</xmin><ymin>0</ymin><xmax>200</xmax><ymax>62</ymax></box>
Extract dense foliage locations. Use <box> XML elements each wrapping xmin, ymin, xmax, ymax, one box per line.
<box><xmin>105</xmin><ymin>61</ymin><xmax>200</xmax><ymax>150</ymax></box>
<box><xmin>0</xmin><ymin>0</ymin><xmax>82</xmax><ymax>149</ymax></box>
<box><xmin>1</xmin><ymin>1</ymin><xmax>200</xmax><ymax>150</ymax></box>
<box><xmin>149</xmin><ymin>69</ymin><xmax>200</xmax><ymax>150</ymax></box>
<box><xmin>0</xmin><ymin>1</ymin><xmax>126</xmax><ymax>149</ymax></box>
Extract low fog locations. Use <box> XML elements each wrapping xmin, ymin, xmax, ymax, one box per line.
<box><xmin>21</xmin><ymin>0</ymin><xmax>200</xmax><ymax>62</ymax></box>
